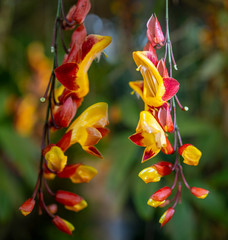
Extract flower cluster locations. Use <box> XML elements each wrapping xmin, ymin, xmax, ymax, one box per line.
<box><xmin>129</xmin><ymin>12</ymin><xmax>209</xmax><ymax>226</ymax></box>
<box><xmin>19</xmin><ymin>0</ymin><xmax>111</xmax><ymax>235</ymax></box>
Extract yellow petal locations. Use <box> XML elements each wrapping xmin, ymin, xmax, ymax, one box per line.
<box><xmin>138</xmin><ymin>166</ymin><xmax>162</xmax><ymax>183</ymax></box>
<box><xmin>147</xmin><ymin>198</ymin><xmax>165</xmax><ymax>208</ymax></box>
<box><xmin>133</xmin><ymin>51</ymin><xmax>165</xmax><ymax>107</ymax></box>
<box><xmin>129</xmin><ymin>80</ymin><xmax>144</xmax><ymax>100</ymax></box>
<box><xmin>65</xmin><ymin>200</ymin><xmax>88</xmax><ymax>212</ymax></box>
<box><xmin>183</xmin><ymin>145</ymin><xmax>202</xmax><ymax>166</ymax></box>
<box><xmin>70</xmin><ymin>165</ymin><xmax>98</xmax><ymax>183</ymax></box>
<box><xmin>67</xmin><ymin>102</ymin><xmax>109</xmax><ymax>146</ymax></box>
<box><xmin>45</xmin><ymin>146</ymin><xmax>67</xmax><ymax>172</ymax></box>
<box><xmin>76</xmin><ymin>35</ymin><xmax>112</xmax><ymax>98</ymax></box>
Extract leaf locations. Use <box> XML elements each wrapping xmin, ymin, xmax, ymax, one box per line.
<box><xmin>165</xmin><ymin>201</ymin><xmax>196</xmax><ymax>240</ymax></box>
<box><xmin>0</xmin><ymin>124</ymin><xmax>39</xmax><ymax>187</ymax></box>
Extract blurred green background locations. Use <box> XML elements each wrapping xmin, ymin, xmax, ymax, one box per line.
<box><xmin>0</xmin><ymin>0</ymin><xmax>228</xmax><ymax>239</ymax></box>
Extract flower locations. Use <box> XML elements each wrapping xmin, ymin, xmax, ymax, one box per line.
<box><xmin>146</xmin><ymin>14</ymin><xmax>165</xmax><ymax>48</ymax></box>
<box><xmin>57</xmin><ymin>102</ymin><xmax>109</xmax><ymax>158</ymax></box>
<box><xmin>19</xmin><ymin>198</ymin><xmax>35</xmax><ymax>216</ymax></box>
<box><xmin>55</xmin><ymin>190</ymin><xmax>87</xmax><ymax>212</ymax></box>
<box><xmin>138</xmin><ymin>161</ymin><xmax>172</xmax><ymax>183</ymax></box>
<box><xmin>147</xmin><ymin>186</ymin><xmax>172</xmax><ymax>208</ymax></box>
<box><xmin>43</xmin><ymin>145</ymin><xmax>67</xmax><ymax>172</ymax></box>
<box><xmin>179</xmin><ymin>144</ymin><xmax>202</xmax><ymax>166</ymax></box>
<box><xmin>52</xmin><ymin>216</ymin><xmax>75</xmax><ymax>235</ymax></box>
<box><xmin>55</xmin><ymin>35</ymin><xmax>112</xmax><ymax>98</ymax></box>
<box><xmin>131</xmin><ymin>51</ymin><xmax>179</xmax><ymax>107</ymax></box>
<box><xmin>159</xmin><ymin>207</ymin><xmax>175</xmax><ymax>227</ymax></box>
<box><xmin>129</xmin><ymin>110</ymin><xmax>167</xmax><ymax>162</ymax></box>
<box><xmin>190</xmin><ymin>187</ymin><xmax>209</xmax><ymax>199</ymax></box>
<box><xmin>57</xmin><ymin>163</ymin><xmax>98</xmax><ymax>183</ymax></box>
<box><xmin>63</xmin><ymin>0</ymin><xmax>91</xmax><ymax>29</ymax></box>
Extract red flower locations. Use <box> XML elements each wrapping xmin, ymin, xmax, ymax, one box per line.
<box><xmin>147</xmin><ymin>14</ymin><xmax>165</xmax><ymax>48</ymax></box>
<box><xmin>52</xmin><ymin>216</ymin><xmax>75</xmax><ymax>235</ymax></box>
<box><xmin>19</xmin><ymin>198</ymin><xmax>35</xmax><ymax>216</ymax></box>
<box><xmin>190</xmin><ymin>187</ymin><xmax>209</xmax><ymax>199</ymax></box>
<box><xmin>159</xmin><ymin>207</ymin><xmax>175</xmax><ymax>227</ymax></box>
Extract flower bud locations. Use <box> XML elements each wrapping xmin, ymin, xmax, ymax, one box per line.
<box><xmin>147</xmin><ymin>14</ymin><xmax>165</xmax><ymax>48</ymax></box>
<box><xmin>47</xmin><ymin>204</ymin><xmax>58</xmax><ymax>214</ymax></box>
<box><xmin>55</xmin><ymin>190</ymin><xmax>87</xmax><ymax>212</ymax></box>
<box><xmin>19</xmin><ymin>198</ymin><xmax>35</xmax><ymax>216</ymax></box>
<box><xmin>44</xmin><ymin>145</ymin><xmax>67</xmax><ymax>172</ymax></box>
<box><xmin>52</xmin><ymin>216</ymin><xmax>75</xmax><ymax>235</ymax></box>
<box><xmin>153</xmin><ymin>161</ymin><xmax>173</xmax><ymax>176</ymax></box>
<box><xmin>159</xmin><ymin>207</ymin><xmax>175</xmax><ymax>227</ymax></box>
<box><xmin>190</xmin><ymin>187</ymin><xmax>209</xmax><ymax>199</ymax></box>
<box><xmin>138</xmin><ymin>166</ymin><xmax>162</xmax><ymax>183</ymax></box>
<box><xmin>147</xmin><ymin>186</ymin><xmax>172</xmax><ymax>208</ymax></box>
<box><xmin>179</xmin><ymin>144</ymin><xmax>202</xmax><ymax>166</ymax></box>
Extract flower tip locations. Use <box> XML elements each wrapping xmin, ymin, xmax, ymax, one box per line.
<box><xmin>52</xmin><ymin>216</ymin><xmax>75</xmax><ymax>235</ymax></box>
<box><xmin>184</xmin><ymin>106</ymin><xmax>189</xmax><ymax>111</ymax></box>
<box><xmin>159</xmin><ymin>207</ymin><xmax>175</xmax><ymax>227</ymax></box>
<box><xmin>174</xmin><ymin>64</ymin><xmax>178</xmax><ymax>70</ymax></box>
<box><xmin>19</xmin><ymin>198</ymin><xmax>35</xmax><ymax>216</ymax></box>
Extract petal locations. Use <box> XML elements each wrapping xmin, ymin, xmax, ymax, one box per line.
<box><xmin>55</xmin><ymin>190</ymin><xmax>84</xmax><ymax>206</ymax></box>
<box><xmin>162</xmin><ymin>77</ymin><xmax>179</xmax><ymax>101</ymax></box>
<box><xmin>157</xmin><ymin>59</ymin><xmax>169</xmax><ymax>78</ymax></box>
<box><xmin>55</xmin><ymin>63</ymin><xmax>79</xmax><ymax>91</ymax></box>
<box><xmin>65</xmin><ymin>200</ymin><xmax>88</xmax><ymax>212</ymax></box>
<box><xmin>129</xmin><ymin>132</ymin><xmax>144</xmax><ymax>146</ymax></box>
<box><xmin>84</xmin><ymin>127</ymin><xmax>102</xmax><ymax>146</ymax></box>
<box><xmin>158</xmin><ymin>103</ymin><xmax>174</xmax><ymax>132</ymax></box>
<box><xmin>52</xmin><ymin>216</ymin><xmax>74</xmax><ymax>235</ymax></box>
<box><xmin>82</xmin><ymin>146</ymin><xmax>103</xmax><ymax>158</ymax></box>
<box><xmin>56</xmin><ymin>130</ymin><xmax>73</xmax><ymax>152</ymax></box>
<box><xmin>151</xmin><ymin>186</ymin><xmax>172</xmax><ymax>201</ymax></box>
<box><xmin>142</xmin><ymin>145</ymin><xmax>160</xmax><ymax>162</ymax></box>
<box><xmin>70</xmin><ymin>165</ymin><xmax>98</xmax><ymax>183</ymax></box>
<box><xmin>71</xmin><ymin>0</ymin><xmax>91</xmax><ymax>24</ymax></box>
<box><xmin>129</xmin><ymin>80</ymin><xmax>144</xmax><ymax>100</ymax></box>
<box><xmin>53</xmin><ymin>97</ymin><xmax>77</xmax><ymax>128</ymax></box>
<box><xmin>57</xmin><ymin>163</ymin><xmax>81</xmax><ymax>178</ymax></box>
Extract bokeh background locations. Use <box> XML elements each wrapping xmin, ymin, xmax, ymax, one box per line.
<box><xmin>0</xmin><ymin>0</ymin><xmax>228</xmax><ymax>239</ymax></box>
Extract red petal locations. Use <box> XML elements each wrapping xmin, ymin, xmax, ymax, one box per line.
<box><xmin>190</xmin><ymin>187</ymin><xmax>209</xmax><ymax>197</ymax></box>
<box><xmin>53</xmin><ymin>97</ymin><xmax>77</xmax><ymax>128</ymax></box>
<box><xmin>56</xmin><ymin>130</ymin><xmax>73</xmax><ymax>152</ymax></box>
<box><xmin>161</xmin><ymin>137</ymin><xmax>174</xmax><ymax>155</ymax></box>
<box><xmin>83</xmin><ymin>146</ymin><xmax>103</xmax><ymax>159</ymax></box>
<box><xmin>144</xmin><ymin>50</ymin><xmax>158</xmax><ymax>66</ymax></box>
<box><xmin>97</xmin><ymin>127</ymin><xmax>110</xmax><ymax>137</ymax></box>
<box><xmin>57</xmin><ymin>163</ymin><xmax>81</xmax><ymax>178</ymax></box>
<box><xmin>72</xmin><ymin>0</ymin><xmax>91</xmax><ymax>25</ymax></box>
<box><xmin>154</xmin><ymin>161</ymin><xmax>172</xmax><ymax>176</ymax></box>
<box><xmin>178</xmin><ymin>143</ymin><xmax>192</xmax><ymax>155</ymax></box>
<box><xmin>81</xmin><ymin>35</ymin><xmax>97</xmax><ymax>60</ymax></box>
<box><xmin>56</xmin><ymin>190</ymin><xmax>83</xmax><ymax>206</ymax></box>
<box><xmin>151</xmin><ymin>186</ymin><xmax>172</xmax><ymax>201</ymax></box>
<box><xmin>162</xmin><ymin>77</ymin><xmax>179</xmax><ymax>101</ymax></box>
<box><xmin>55</xmin><ymin>63</ymin><xmax>79</xmax><ymax>91</ymax></box>
<box><xmin>19</xmin><ymin>198</ymin><xmax>35</xmax><ymax>213</ymax></box>
<box><xmin>129</xmin><ymin>133</ymin><xmax>144</xmax><ymax>146</ymax></box>
<box><xmin>158</xmin><ymin>103</ymin><xmax>174</xmax><ymax>133</ymax></box>
<box><xmin>157</xmin><ymin>59</ymin><xmax>169</xmax><ymax>78</ymax></box>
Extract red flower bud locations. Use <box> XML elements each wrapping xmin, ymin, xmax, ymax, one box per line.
<box><xmin>151</xmin><ymin>186</ymin><xmax>172</xmax><ymax>201</ymax></box>
<box><xmin>19</xmin><ymin>198</ymin><xmax>35</xmax><ymax>216</ymax></box>
<box><xmin>190</xmin><ymin>187</ymin><xmax>209</xmax><ymax>199</ymax></box>
<box><xmin>52</xmin><ymin>216</ymin><xmax>75</xmax><ymax>235</ymax></box>
<box><xmin>63</xmin><ymin>0</ymin><xmax>91</xmax><ymax>29</ymax></box>
<box><xmin>53</xmin><ymin>97</ymin><xmax>77</xmax><ymax>128</ymax></box>
<box><xmin>55</xmin><ymin>190</ymin><xmax>83</xmax><ymax>206</ymax></box>
<box><xmin>154</xmin><ymin>161</ymin><xmax>173</xmax><ymax>176</ymax></box>
<box><xmin>57</xmin><ymin>164</ymin><xmax>81</xmax><ymax>178</ymax></box>
<box><xmin>147</xmin><ymin>14</ymin><xmax>165</xmax><ymax>48</ymax></box>
<box><xmin>159</xmin><ymin>207</ymin><xmax>175</xmax><ymax>227</ymax></box>
<box><xmin>162</xmin><ymin>137</ymin><xmax>174</xmax><ymax>154</ymax></box>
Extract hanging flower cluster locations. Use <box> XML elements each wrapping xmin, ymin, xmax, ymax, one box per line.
<box><xmin>19</xmin><ymin>0</ymin><xmax>111</xmax><ymax>235</ymax></box>
<box><xmin>129</xmin><ymin>9</ymin><xmax>209</xmax><ymax>226</ymax></box>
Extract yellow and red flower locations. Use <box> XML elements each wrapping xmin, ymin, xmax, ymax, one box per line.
<box><xmin>147</xmin><ymin>186</ymin><xmax>172</xmax><ymax>208</ymax></box>
<box><xmin>159</xmin><ymin>207</ymin><xmax>175</xmax><ymax>227</ymax></box>
<box><xmin>179</xmin><ymin>144</ymin><xmax>202</xmax><ymax>166</ymax></box>
<box><xmin>129</xmin><ymin>110</ymin><xmax>167</xmax><ymax>162</ymax></box>
<box><xmin>19</xmin><ymin>198</ymin><xmax>35</xmax><ymax>216</ymax></box>
<box><xmin>190</xmin><ymin>187</ymin><xmax>209</xmax><ymax>199</ymax></box>
<box><xmin>55</xmin><ymin>190</ymin><xmax>87</xmax><ymax>212</ymax></box>
<box><xmin>52</xmin><ymin>216</ymin><xmax>75</xmax><ymax>235</ymax></box>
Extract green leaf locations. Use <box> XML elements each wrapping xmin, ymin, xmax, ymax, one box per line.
<box><xmin>0</xmin><ymin>124</ymin><xmax>39</xmax><ymax>187</ymax></box>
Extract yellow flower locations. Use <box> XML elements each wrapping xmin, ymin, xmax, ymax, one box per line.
<box><xmin>44</xmin><ymin>146</ymin><xmax>67</xmax><ymax>172</ymax></box>
<box><xmin>147</xmin><ymin>198</ymin><xmax>165</xmax><ymax>208</ymax></box>
<box><xmin>70</xmin><ymin>165</ymin><xmax>98</xmax><ymax>183</ymax></box>
<box><xmin>131</xmin><ymin>51</ymin><xmax>179</xmax><ymax>107</ymax></box>
<box><xmin>129</xmin><ymin>110</ymin><xmax>166</xmax><ymax>162</ymax></box>
<box><xmin>179</xmin><ymin>144</ymin><xmax>202</xmax><ymax>166</ymax></box>
<box><xmin>61</xmin><ymin>102</ymin><xmax>109</xmax><ymax>158</ymax></box>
